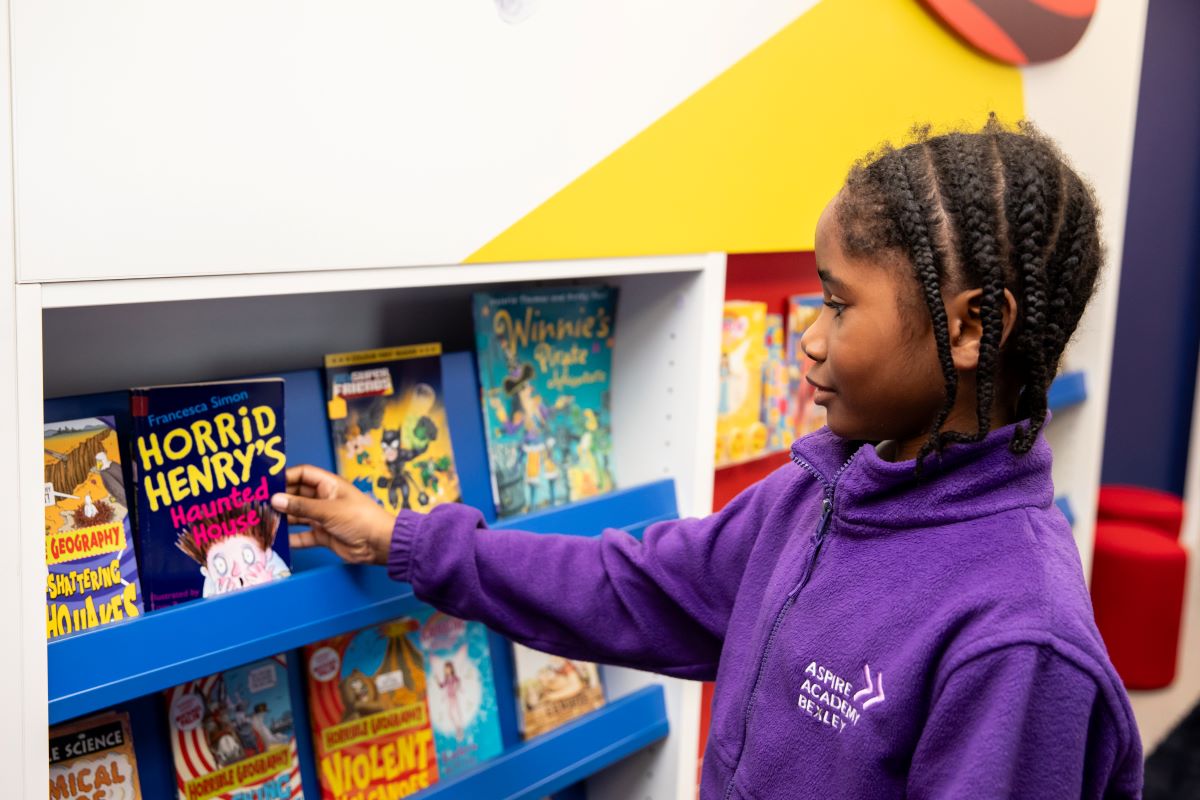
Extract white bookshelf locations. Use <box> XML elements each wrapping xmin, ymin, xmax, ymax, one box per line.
<box><xmin>8</xmin><ymin>252</ymin><xmax>725</xmax><ymax>800</ymax></box>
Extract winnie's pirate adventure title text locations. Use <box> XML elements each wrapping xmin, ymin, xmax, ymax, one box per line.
<box><xmin>131</xmin><ymin>379</ymin><xmax>291</xmax><ymax>611</ymax></box>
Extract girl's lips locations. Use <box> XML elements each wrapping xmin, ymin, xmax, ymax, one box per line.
<box><xmin>807</xmin><ymin>377</ymin><xmax>834</xmax><ymax>405</ymax></box>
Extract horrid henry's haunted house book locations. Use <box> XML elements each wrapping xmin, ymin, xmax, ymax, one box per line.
<box><xmin>130</xmin><ymin>379</ymin><xmax>291</xmax><ymax>611</ymax></box>
<box><xmin>473</xmin><ymin>286</ymin><xmax>618</xmax><ymax>517</ymax></box>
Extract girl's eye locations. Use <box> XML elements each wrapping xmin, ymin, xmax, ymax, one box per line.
<box><xmin>823</xmin><ymin>300</ymin><xmax>847</xmax><ymax>317</ymax></box>
<box><xmin>212</xmin><ymin>554</ymin><xmax>228</xmax><ymax>576</ymax></box>
<box><xmin>242</xmin><ymin>545</ymin><xmax>257</xmax><ymax>565</ymax></box>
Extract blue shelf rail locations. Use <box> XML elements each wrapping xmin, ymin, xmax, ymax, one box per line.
<box><xmin>410</xmin><ymin>685</ymin><xmax>667</xmax><ymax>800</ymax></box>
<box><xmin>1048</xmin><ymin>370</ymin><xmax>1087</xmax><ymax>412</ymax></box>
<box><xmin>47</xmin><ymin>478</ymin><xmax>678</xmax><ymax>724</ymax></box>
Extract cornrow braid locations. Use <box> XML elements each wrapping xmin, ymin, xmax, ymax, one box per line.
<box><xmin>883</xmin><ymin>146</ymin><xmax>960</xmax><ymax>465</ymax></box>
<box><xmin>838</xmin><ymin>117</ymin><xmax>1103</xmax><ymax>463</ymax></box>
<box><xmin>927</xmin><ymin>133</ymin><xmax>1008</xmax><ymax>446</ymax></box>
<box><xmin>996</xmin><ymin>132</ymin><xmax>1064</xmax><ymax>453</ymax></box>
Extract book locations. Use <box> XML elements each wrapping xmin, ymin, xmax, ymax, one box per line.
<box><xmin>166</xmin><ymin>655</ymin><xmax>304</xmax><ymax>800</ymax></box>
<box><xmin>303</xmin><ymin>619</ymin><xmax>439</xmax><ymax>799</ymax></box>
<box><xmin>716</xmin><ymin>301</ymin><xmax>768</xmax><ymax>465</ymax></box>
<box><xmin>786</xmin><ymin>295</ymin><xmax>826</xmax><ymax>438</ymax></box>
<box><xmin>44</xmin><ymin>415</ymin><xmax>143</xmax><ymax>640</ymax></box>
<box><xmin>129</xmin><ymin>379</ymin><xmax>290</xmax><ymax>611</ymax></box>
<box><xmin>761</xmin><ymin>313</ymin><xmax>792</xmax><ymax>452</ymax></box>
<box><xmin>49</xmin><ymin>710</ymin><xmax>143</xmax><ymax>800</ymax></box>
<box><xmin>473</xmin><ymin>286</ymin><xmax>618</xmax><ymax>517</ymax></box>
<box><xmin>512</xmin><ymin>644</ymin><xmax>606</xmax><ymax>740</ymax></box>
<box><xmin>408</xmin><ymin>609</ymin><xmax>503</xmax><ymax>778</ymax></box>
<box><xmin>324</xmin><ymin>344</ymin><xmax>461</xmax><ymax>514</ymax></box>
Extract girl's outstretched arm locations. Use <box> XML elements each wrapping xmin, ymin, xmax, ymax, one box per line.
<box><xmin>274</xmin><ymin>465</ymin><xmax>779</xmax><ymax>680</ymax></box>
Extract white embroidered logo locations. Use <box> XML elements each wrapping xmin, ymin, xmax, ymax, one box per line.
<box><xmin>797</xmin><ymin>660</ymin><xmax>886</xmax><ymax>733</ymax></box>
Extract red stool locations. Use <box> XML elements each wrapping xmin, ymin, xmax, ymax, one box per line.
<box><xmin>1091</xmin><ymin>520</ymin><xmax>1188</xmax><ymax>689</ymax></box>
<box><xmin>1098</xmin><ymin>484</ymin><xmax>1185</xmax><ymax>540</ymax></box>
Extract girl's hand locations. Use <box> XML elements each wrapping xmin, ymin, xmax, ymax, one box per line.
<box><xmin>271</xmin><ymin>465</ymin><xmax>395</xmax><ymax>566</ymax></box>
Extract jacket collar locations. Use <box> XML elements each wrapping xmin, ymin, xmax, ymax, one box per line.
<box><xmin>790</xmin><ymin>420</ymin><xmax>1055</xmax><ymax>535</ymax></box>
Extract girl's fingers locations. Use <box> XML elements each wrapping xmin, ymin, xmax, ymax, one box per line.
<box><xmin>289</xmin><ymin>529</ymin><xmax>330</xmax><ymax>550</ymax></box>
<box><xmin>286</xmin><ymin>464</ymin><xmax>339</xmax><ymax>492</ymax></box>
<box><xmin>271</xmin><ymin>491</ymin><xmax>330</xmax><ymax>521</ymax></box>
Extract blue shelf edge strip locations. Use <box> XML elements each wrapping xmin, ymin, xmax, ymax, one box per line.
<box><xmin>413</xmin><ymin>685</ymin><xmax>668</xmax><ymax>800</ymax></box>
<box><xmin>1047</xmin><ymin>371</ymin><xmax>1087</xmax><ymax>412</ymax></box>
<box><xmin>47</xmin><ymin>478</ymin><xmax>678</xmax><ymax>724</ymax></box>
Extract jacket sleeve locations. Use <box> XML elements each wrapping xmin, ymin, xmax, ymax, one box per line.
<box><xmin>907</xmin><ymin>643</ymin><xmax>1143</xmax><ymax>799</ymax></box>
<box><xmin>386</xmin><ymin>471</ymin><xmax>787</xmax><ymax>681</ymax></box>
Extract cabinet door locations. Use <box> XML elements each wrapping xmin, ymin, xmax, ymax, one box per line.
<box><xmin>10</xmin><ymin>1</ymin><xmax>808</xmax><ymax>282</ymax></box>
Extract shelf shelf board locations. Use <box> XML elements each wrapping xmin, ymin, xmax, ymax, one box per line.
<box><xmin>47</xmin><ymin>479</ymin><xmax>678</xmax><ymax>725</ymax></box>
<box><xmin>411</xmin><ymin>685</ymin><xmax>668</xmax><ymax>800</ymax></box>
<box><xmin>39</xmin><ymin>253</ymin><xmax>714</xmax><ymax>309</ymax></box>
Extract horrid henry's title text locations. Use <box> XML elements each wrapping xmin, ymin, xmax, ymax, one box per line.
<box><xmin>135</xmin><ymin>404</ymin><xmax>285</xmax><ymax>514</ymax></box>
<box><xmin>491</xmin><ymin>293</ymin><xmax>611</xmax><ymax>392</ymax></box>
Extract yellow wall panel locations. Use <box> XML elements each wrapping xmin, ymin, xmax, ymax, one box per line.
<box><xmin>469</xmin><ymin>0</ymin><xmax>1023</xmax><ymax>262</ymax></box>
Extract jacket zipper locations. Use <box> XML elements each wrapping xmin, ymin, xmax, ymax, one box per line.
<box><xmin>722</xmin><ymin>452</ymin><xmax>853</xmax><ymax>799</ymax></box>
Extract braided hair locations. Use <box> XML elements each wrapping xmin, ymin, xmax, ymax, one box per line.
<box><xmin>838</xmin><ymin>117</ymin><xmax>1102</xmax><ymax>461</ymax></box>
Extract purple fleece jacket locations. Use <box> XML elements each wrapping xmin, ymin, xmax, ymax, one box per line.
<box><xmin>388</xmin><ymin>423</ymin><xmax>1143</xmax><ymax>799</ymax></box>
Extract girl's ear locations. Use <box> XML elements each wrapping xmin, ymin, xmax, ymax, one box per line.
<box><xmin>947</xmin><ymin>287</ymin><xmax>1019</xmax><ymax>372</ymax></box>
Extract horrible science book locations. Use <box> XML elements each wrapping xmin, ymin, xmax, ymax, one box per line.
<box><xmin>303</xmin><ymin>619</ymin><xmax>440</xmax><ymax>800</ymax></box>
<box><xmin>166</xmin><ymin>654</ymin><xmax>304</xmax><ymax>800</ymax></box>
<box><xmin>44</xmin><ymin>416</ymin><xmax>143</xmax><ymax>640</ymax></box>
<box><xmin>130</xmin><ymin>379</ymin><xmax>290</xmax><ymax>611</ymax></box>
<box><xmin>512</xmin><ymin>644</ymin><xmax>606</xmax><ymax>740</ymax></box>
<box><xmin>407</xmin><ymin>608</ymin><xmax>503</xmax><ymax>779</ymax></box>
<box><xmin>324</xmin><ymin>344</ymin><xmax>461</xmax><ymax>514</ymax></box>
<box><xmin>49</xmin><ymin>710</ymin><xmax>143</xmax><ymax>800</ymax></box>
<box><xmin>473</xmin><ymin>286</ymin><xmax>617</xmax><ymax>517</ymax></box>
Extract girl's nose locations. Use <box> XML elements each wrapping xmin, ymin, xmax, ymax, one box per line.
<box><xmin>800</xmin><ymin>319</ymin><xmax>827</xmax><ymax>362</ymax></box>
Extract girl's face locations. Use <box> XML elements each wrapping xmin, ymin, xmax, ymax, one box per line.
<box><xmin>801</xmin><ymin>197</ymin><xmax>945</xmax><ymax>458</ymax></box>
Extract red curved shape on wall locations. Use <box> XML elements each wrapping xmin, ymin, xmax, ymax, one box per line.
<box><xmin>922</xmin><ymin>0</ymin><xmax>1097</xmax><ymax>65</ymax></box>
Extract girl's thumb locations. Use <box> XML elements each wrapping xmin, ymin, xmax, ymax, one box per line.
<box><xmin>271</xmin><ymin>492</ymin><xmax>323</xmax><ymax>520</ymax></box>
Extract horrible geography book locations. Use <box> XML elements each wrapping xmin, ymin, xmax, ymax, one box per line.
<box><xmin>303</xmin><ymin>619</ymin><xmax>440</xmax><ymax>800</ymax></box>
<box><xmin>324</xmin><ymin>343</ymin><xmax>461</xmax><ymax>514</ymax></box>
<box><xmin>44</xmin><ymin>415</ymin><xmax>143</xmax><ymax>640</ymax></box>
<box><xmin>166</xmin><ymin>654</ymin><xmax>304</xmax><ymax>800</ymax></box>
<box><xmin>130</xmin><ymin>379</ymin><xmax>290</xmax><ymax>611</ymax></box>
<box><xmin>473</xmin><ymin>286</ymin><xmax>617</xmax><ymax>517</ymax></box>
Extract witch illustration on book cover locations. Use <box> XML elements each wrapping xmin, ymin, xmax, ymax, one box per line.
<box><xmin>473</xmin><ymin>287</ymin><xmax>617</xmax><ymax>517</ymax></box>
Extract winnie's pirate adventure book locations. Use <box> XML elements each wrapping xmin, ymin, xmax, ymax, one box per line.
<box><xmin>130</xmin><ymin>379</ymin><xmax>290</xmax><ymax>611</ymax></box>
<box><xmin>49</xmin><ymin>710</ymin><xmax>143</xmax><ymax>800</ymax></box>
<box><xmin>303</xmin><ymin>619</ymin><xmax>439</xmax><ymax>800</ymax></box>
<box><xmin>512</xmin><ymin>644</ymin><xmax>606</xmax><ymax>740</ymax></box>
<box><xmin>473</xmin><ymin>286</ymin><xmax>617</xmax><ymax>517</ymax></box>
<box><xmin>324</xmin><ymin>344</ymin><xmax>461</xmax><ymax>514</ymax></box>
<box><xmin>407</xmin><ymin>608</ymin><xmax>503</xmax><ymax>778</ymax></box>
<box><xmin>166</xmin><ymin>654</ymin><xmax>304</xmax><ymax>800</ymax></box>
<box><xmin>44</xmin><ymin>416</ymin><xmax>143</xmax><ymax>640</ymax></box>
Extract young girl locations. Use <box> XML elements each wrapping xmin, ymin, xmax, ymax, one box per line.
<box><xmin>273</xmin><ymin>120</ymin><xmax>1143</xmax><ymax>798</ymax></box>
